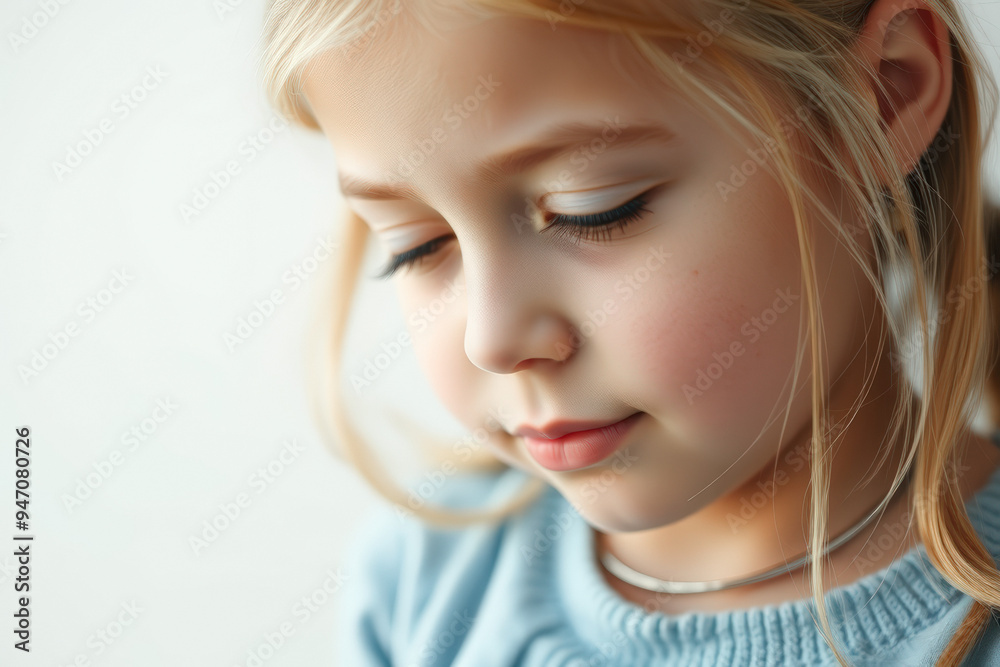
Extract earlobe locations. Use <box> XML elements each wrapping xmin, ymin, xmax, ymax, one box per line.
<box><xmin>856</xmin><ymin>0</ymin><xmax>954</xmax><ymax>177</ymax></box>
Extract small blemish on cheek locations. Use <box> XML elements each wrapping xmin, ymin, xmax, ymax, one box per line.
<box><xmin>692</xmin><ymin>269</ymin><xmax>699</xmax><ymax>277</ymax></box>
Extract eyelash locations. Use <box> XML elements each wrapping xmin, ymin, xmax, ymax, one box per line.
<box><xmin>373</xmin><ymin>190</ymin><xmax>656</xmax><ymax>280</ymax></box>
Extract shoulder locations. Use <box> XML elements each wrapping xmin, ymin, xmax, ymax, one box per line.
<box><xmin>340</xmin><ymin>464</ymin><xmax>539</xmax><ymax>586</ymax></box>
<box><xmin>335</xmin><ymin>466</ymin><xmax>552</xmax><ymax>665</ymax></box>
<box><xmin>343</xmin><ymin>465</ymin><xmax>542</xmax><ymax>579</ymax></box>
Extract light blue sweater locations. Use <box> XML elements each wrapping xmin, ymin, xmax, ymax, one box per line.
<box><xmin>335</xmin><ymin>464</ymin><xmax>1000</xmax><ymax>666</ymax></box>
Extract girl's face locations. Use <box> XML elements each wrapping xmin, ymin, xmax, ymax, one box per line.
<box><xmin>303</xmin><ymin>8</ymin><xmax>877</xmax><ymax>532</ymax></box>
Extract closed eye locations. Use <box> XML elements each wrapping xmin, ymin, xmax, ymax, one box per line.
<box><xmin>372</xmin><ymin>188</ymin><xmax>657</xmax><ymax>280</ymax></box>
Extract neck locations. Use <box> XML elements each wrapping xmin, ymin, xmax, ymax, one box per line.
<box><xmin>596</xmin><ymin>330</ymin><xmax>920</xmax><ymax>611</ymax></box>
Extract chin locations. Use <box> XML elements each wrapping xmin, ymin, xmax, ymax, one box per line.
<box><xmin>574</xmin><ymin>506</ymin><xmax>664</xmax><ymax>534</ymax></box>
<box><xmin>556</xmin><ymin>483</ymin><xmax>700</xmax><ymax>534</ymax></box>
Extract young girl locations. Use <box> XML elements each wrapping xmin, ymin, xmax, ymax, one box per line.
<box><xmin>259</xmin><ymin>0</ymin><xmax>1000</xmax><ymax>664</ymax></box>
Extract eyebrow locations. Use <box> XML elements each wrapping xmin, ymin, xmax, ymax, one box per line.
<box><xmin>337</xmin><ymin>120</ymin><xmax>677</xmax><ymax>201</ymax></box>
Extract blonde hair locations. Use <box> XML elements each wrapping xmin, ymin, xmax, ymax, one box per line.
<box><xmin>257</xmin><ymin>0</ymin><xmax>1000</xmax><ymax>664</ymax></box>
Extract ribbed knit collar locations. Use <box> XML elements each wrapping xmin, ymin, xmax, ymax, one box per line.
<box><xmin>546</xmin><ymin>465</ymin><xmax>1000</xmax><ymax>665</ymax></box>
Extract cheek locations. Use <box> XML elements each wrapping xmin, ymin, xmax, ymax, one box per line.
<box><xmin>400</xmin><ymin>288</ymin><xmax>483</xmax><ymax>429</ymax></box>
<box><xmin>404</xmin><ymin>296</ymin><xmax>530</xmax><ymax>470</ymax></box>
<box><xmin>613</xmin><ymin>202</ymin><xmax>806</xmax><ymax>446</ymax></box>
<box><xmin>624</xmin><ymin>290</ymin><xmax>800</xmax><ymax>423</ymax></box>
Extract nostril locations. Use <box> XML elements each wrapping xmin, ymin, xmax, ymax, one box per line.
<box><xmin>512</xmin><ymin>359</ymin><xmax>539</xmax><ymax>372</ymax></box>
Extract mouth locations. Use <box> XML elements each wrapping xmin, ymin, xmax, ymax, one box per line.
<box><xmin>518</xmin><ymin>412</ymin><xmax>644</xmax><ymax>472</ymax></box>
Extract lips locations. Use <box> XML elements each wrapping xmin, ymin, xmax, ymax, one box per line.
<box><xmin>519</xmin><ymin>412</ymin><xmax>643</xmax><ymax>472</ymax></box>
<box><xmin>514</xmin><ymin>416</ymin><xmax>635</xmax><ymax>440</ymax></box>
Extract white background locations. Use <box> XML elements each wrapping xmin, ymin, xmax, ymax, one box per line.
<box><xmin>1</xmin><ymin>1</ymin><xmax>999</xmax><ymax>665</ymax></box>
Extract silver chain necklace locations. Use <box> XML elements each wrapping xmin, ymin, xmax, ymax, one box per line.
<box><xmin>597</xmin><ymin>481</ymin><xmax>909</xmax><ymax>595</ymax></box>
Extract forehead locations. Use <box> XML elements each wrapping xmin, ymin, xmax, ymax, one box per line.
<box><xmin>300</xmin><ymin>9</ymin><xmax>692</xmax><ymax>180</ymax></box>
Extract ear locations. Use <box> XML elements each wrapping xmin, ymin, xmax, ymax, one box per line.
<box><xmin>853</xmin><ymin>0</ymin><xmax>954</xmax><ymax>178</ymax></box>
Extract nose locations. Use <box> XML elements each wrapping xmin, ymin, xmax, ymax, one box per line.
<box><xmin>462</xmin><ymin>252</ymin><xmax>578</xmax><ymax>375</ymax></box>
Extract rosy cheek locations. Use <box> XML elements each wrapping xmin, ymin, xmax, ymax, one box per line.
<box><xmin>405</xmin><ymin>295</ymin><xmax>485</xmax><ymax>430</ymax></box>
<box><xmin>616</xmin><ymin>260</ymin><xmax>804</xmax><ymax>435</ymax></box>
<box><xmin>628</xmin><ymin>293</ymin><xmax>749</xmax><ymax>408</ymax></box>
